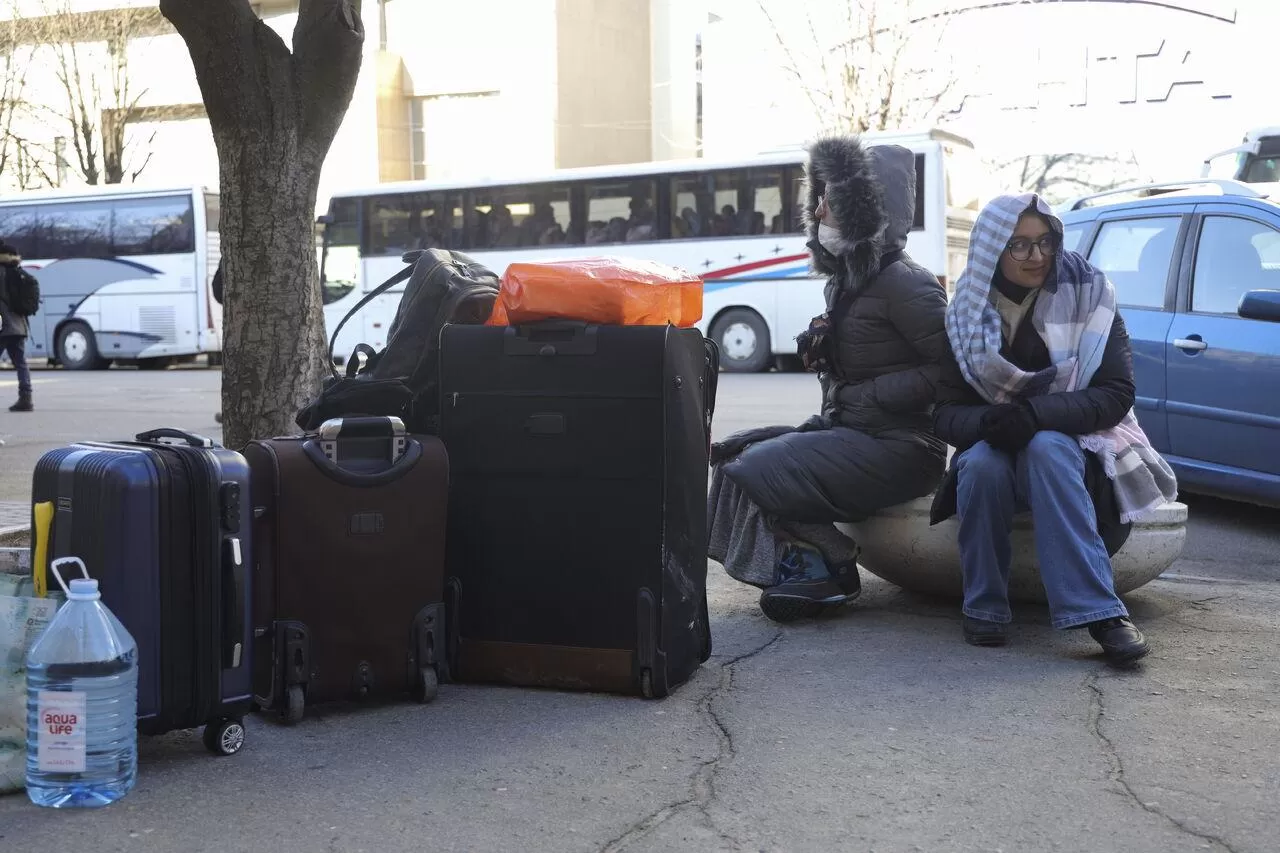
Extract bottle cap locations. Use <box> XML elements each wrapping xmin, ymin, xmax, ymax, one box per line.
<box><xmin>67</xmin><ymin>578</ymin><xmax>101</xmax><ymax>601</ymax></box>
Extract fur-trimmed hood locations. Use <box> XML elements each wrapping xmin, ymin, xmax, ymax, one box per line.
<box><xmin>0</xmin><ymin>253</ymin><xmax>21</xmax><ymax>267</ymax></box>
<box><xmin>803</xmin><ymin>135</ymin><xmax>916</xmax><ymax>284</ymax></box>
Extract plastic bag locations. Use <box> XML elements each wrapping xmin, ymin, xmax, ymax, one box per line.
<box><xmin>486</xmin><ymin>256</ymin><xmax>703</xmax><ymax>327</ymax></box>
<box><xmin>0</xmin><ymin>548</ymin><xmax>60</xmax><ymax>793</ymax></box>
<box><xmin>0</xmin><ymin>593</ymin><xmax>59</xmax><ymax>793</ymax></box>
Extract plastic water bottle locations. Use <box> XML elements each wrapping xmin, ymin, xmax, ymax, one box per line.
<box><xmin>24</xmin><ymin>557</ymin><xmax>138</xmax><ymax>808</ymax></box>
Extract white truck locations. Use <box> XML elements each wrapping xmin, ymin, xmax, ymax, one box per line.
<box><xmin>1202</xmin><ymin>127</ymin><xmax>1280</xmax><ymax>184</ymax></box>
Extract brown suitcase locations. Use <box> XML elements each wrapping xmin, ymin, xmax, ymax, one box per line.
<box><xmin>244</xmin><ymin>416</ymin><xmax>449</xmax><ymax>723</ymax></box>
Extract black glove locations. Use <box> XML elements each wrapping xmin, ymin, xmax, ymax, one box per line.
<box><xmin>979</xmin><ymin>401</ymin><xmax>1039</xmax><ymax>453</ymax></box>
<box><xmin>795</xmin><ymin>313</ymin><xmax>833</xmax><ymax>373</ymax></box>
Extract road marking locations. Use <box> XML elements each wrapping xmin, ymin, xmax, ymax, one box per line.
<box><xmin>0</xmin><ymin>379</ymin><xmax>61</xmax><ymax>388</ymax></box>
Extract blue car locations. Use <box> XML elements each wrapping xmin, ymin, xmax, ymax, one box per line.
<box><xmin>1060</xmin><ymin>179</ymin><xmax>1280</xmax><ymax>508</ymax></box>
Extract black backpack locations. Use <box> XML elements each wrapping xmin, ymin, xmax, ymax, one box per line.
<box><xmin>295</xmin><ymin>249</ymin><xmax>500</xmax><ymax>433</ymax></box>
<box><xmin>6</xmin><ymin>266</ymin><xmax>40</xmax><ymax>317</ymax></box>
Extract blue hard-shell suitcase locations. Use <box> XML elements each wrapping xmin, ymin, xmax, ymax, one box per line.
<box><xmin>31</xmin><ymin>427</ymin><xmax>254</xmax><ymax>756</ymax></box>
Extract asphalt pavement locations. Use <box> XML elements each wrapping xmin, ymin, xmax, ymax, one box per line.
<box><xmin>0</xmin><ymin>365</ymin><xmax>1277</xmax><ymax>852</ymax></box>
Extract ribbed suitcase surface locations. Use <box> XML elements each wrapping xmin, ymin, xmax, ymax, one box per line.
<box><xmin>31</xmin><ymin>429</ymin><xmax>254</xmax><ymax>754</ymax></box>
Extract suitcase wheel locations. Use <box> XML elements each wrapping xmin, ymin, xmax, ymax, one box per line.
<box><xmin>412</xmin><ymin>666</ymin><xmax>439</xmax><ymax>704</ymax></box>
<box><xmin>203</xmin><ymin>718</ymin><xmax>247</xmax><ymax>756</ymax></box>
<box><xmin>284</xmin><ymin>685</ymin><xmax>306</xmax><ymax>725</ymax></box>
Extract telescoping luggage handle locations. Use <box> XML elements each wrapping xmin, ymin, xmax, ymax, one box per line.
<box><xmin>317</xmin><ymin>416</ymin><xmax>407</xmax><ymax>464</ymax></box>
<box><xmin>135</xmin><ymin>427</ymin><xmax>216</xmax><ymax>448</ymax></box>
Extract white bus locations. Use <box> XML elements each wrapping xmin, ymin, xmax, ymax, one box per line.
<box><xmin>0</xmin><ymin>184</ymin><xmax>221</xmax><ymax>370</ymax></box>
<box><xmin>318</xmin><ymin>129</ymin><xmax>983</xmax><ymax>372</ymax></box>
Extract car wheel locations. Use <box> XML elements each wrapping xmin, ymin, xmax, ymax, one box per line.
<box><xmin>710</xmin><ymin>309</ymin><xmax>772</xmax><ymax>373</ymax></box>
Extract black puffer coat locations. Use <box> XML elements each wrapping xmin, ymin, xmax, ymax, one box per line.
<box><xmin>805</xmin><ymin>136</ymin><xmax>950</xmax><ymax>437</ymax></box>
<box><xmin>713</xmin><ymin>136</ymin><xmax>950</xmax><ymax>524</ymax></box>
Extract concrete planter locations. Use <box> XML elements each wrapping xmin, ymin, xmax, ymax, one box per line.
<box><xmin>836</xmin><ymin>498</ymin><xmax>1187</xmax><ymax>604</ymax></box>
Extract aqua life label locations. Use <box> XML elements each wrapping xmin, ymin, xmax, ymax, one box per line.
<box><xmin>36</xmin><ymin>691</ymin><xmax>87</xmax><ymax>773</ymax></box>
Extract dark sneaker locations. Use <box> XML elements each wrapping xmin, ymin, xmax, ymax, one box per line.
<box><xmin>963</xmin><ymin>616</ymin><xmax>1009</xmax><ymax>647</ymax></box>
<box><xmin>1088</xmin><ymin>617</ymin><xmax>1150</xmax><ymax>666</ymax></box>
<box><xmin>758</xmin><ymin>542</ymin><xmax>854</xmax><ymax>623</ymax></box>
<box><xmin>827</xmin><ymin>559</ymin><xmax>862</xmax><ymax>598</ymax></box>
<box><xmin>9</xmin><ymin>396</ymin><xmax>31</xmax><ymax>412</ymax></box>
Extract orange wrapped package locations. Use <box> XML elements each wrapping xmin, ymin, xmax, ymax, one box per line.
<box><xmin>485</xmin><ymin>256</ymin><xmax>703</xmax><ymax>328</ymax></box>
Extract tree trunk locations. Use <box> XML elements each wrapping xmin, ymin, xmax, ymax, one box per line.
<box><xmin>160</xmin><ymin>0</ymin><xmax>364</xmax><ymax>451</ymax></box>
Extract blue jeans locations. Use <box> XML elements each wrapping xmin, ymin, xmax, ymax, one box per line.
<box><xmin>0</xmin><ymin>336</ymin><xmax>29</xmax><ymax>395</ymax></box>
<box><xmin>954</xmin><ymin>432</ymin><xmax>1128</xmax><ymax>629</ymax></box>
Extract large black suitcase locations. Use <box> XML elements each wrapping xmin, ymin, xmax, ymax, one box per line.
<box><xmin>438</xmin><ymin>322</ymin><xmax>718</xmax><ymax>698</ymax></box>
<box><xmin>31</xmin><ymin>428</ymin><xmax>254</xmax><ymax>755</ymax></box>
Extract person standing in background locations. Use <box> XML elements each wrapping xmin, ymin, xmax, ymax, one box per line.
<box><xmin>0</xmin><ymin>242</ymin><xmax>37</xmax><ymax>412</ymax></box>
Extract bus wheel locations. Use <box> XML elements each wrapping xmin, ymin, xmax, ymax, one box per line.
<box><xmin>710</xmin><ymin>309</ymin><xmax>771</xmax><ymax>373</ymax></box>
<box><xmin>56</xmin><ymin>321</ymin><xmax>106</xmax><ymax>371</ymax></box>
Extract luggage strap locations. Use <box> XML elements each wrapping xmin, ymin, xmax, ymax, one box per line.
<box><xmin>325</xmin><ymin>252</ymin><xmax>423</xmax><ymax>380</ymax></box>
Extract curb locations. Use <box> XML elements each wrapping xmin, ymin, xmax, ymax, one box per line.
<box><xmin>0</xmin><ymin>525</ymin><xmax>29</xmax><ymax>546</ymax></box>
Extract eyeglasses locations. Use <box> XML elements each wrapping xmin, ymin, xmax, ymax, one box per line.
<box><xmin>1005</xmin><ymin>236</ymin><xmax>1057</xmax><ymax>262</ymax></box>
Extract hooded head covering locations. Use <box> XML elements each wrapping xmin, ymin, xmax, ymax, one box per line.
<box><xmin>0</xmin><ymin>242</ymin><xmax>20</xmax><ymax>266</ymax></box>
<box><xmin>946</xmin><ymin>192</ymin><xmax>1178</xmax><ymax>523</ymax></box>
<box><xmin>802</xmin><ymin>135</ymin><xmax>916</xmax><ymax>287</ymax></box>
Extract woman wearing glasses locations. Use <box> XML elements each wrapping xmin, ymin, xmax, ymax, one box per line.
<box><xmin>929</xmin><ymin>194</ymin><xmax>1177</xmax><ymax>666</ymax></box>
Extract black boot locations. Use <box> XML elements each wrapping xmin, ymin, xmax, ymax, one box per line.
<box><xmin>1088</xmin><ymin>617</ymin><xmax>1150</xmax><ymax>666</ymax></box>
<box><xmin>759</xmin><ymin>541</ymin><xmax>856</xmax><ymax>623</ymax></box>
<box><xmin>962</xmin><ymin>616</ymin><xmax>1009</xmax><ymax>647</ymax></box>
<box><xmin>9</xmin><ymin>391</ymin><xmax>31</xmax><ymax>412</ymax></box>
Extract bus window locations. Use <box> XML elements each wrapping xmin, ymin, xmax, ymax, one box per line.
<box><xmin>742</xmin><ymin>167</ymin><xmax>785</xmax><ymax>236</ymax></box>
<box><xmin>0</xmin><ymin>205</ymin><xmax>39</xmax><ymax>255</ymax></box>
<box><xmin>322</xmin><ymin>197</ymin><xmax>360</xmax><ymax>303</ymax></box>
<box><xmin>943</xmin><ymin>143</ymin><xmax>986</xmax><ymax>214</ymax></box>
<box><xmin>111</xmin><ymin>195</ymin><xmax>195</xmax><ymax>255</ymax></box>
<box><xmin>668</xmin><ymin>170</ymin><xmax>741</xmax><ymax>238</ymax></box>
<box><xmin>786</xmin><ymin>167</ymin><xmax>807</xmax><ymax>233</ymax></box>
<box><xmin>42</xmin><ymin>200</ymin><xmax>114</xmax><ymax>259</ymax></box>
<box><xmin>472</xmin><ymin>184</ymin><xmax>572</xmax><ymax>249</ymax></box>
<box><xmin>204</xmin><ymin>193</ymin><xmax>220</xmax><ymax>233</ymax></box>
<box><xmin>584</xmin><ymin>179</ymin><xmax>657</xmax><ymax>245</ymax></box>
<box><xmin>914</xmin><ymin>154</ymin><xmax>926</xmax><ymax>230</ymax></box>
<box><xmin>364</xmin><ymin>192</ymin><xmax>447</xmax><ymax>256</ymax></box>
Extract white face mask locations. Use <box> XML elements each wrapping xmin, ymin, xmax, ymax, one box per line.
<box><xmin>818</xmin><ymin>223</ymin><xmax>844</xmax><ymax>254</ymax></box>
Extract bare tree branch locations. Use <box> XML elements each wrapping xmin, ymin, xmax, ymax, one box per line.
<box><xmin>759</xmin><ymin>0</ymin><xmax>958</xmax><ymax>136</ymax></box>
<box><xmin>757</xmin><ymin>0</ymin><xmax>830</xmax><ymax>125</ymax></box>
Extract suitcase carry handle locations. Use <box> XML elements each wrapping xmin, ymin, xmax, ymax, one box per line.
<box><xmin>317</xmin><ymin>416</ymin><xmax>406</xmax><ymax>441</ymax></box>
<box><xmin>503</xmin><ymin>322</ymin><xmax>598</xmax><ymax>357</ymax></box>
<box><xmin>222</xmin><ymin>537</ymin><xmax>245</xmax><ymax>670</ymax></box>
<box><xmin>135</xmin><ymin>427</ymin><xmax>216</xmax><ymax>448</ymax></box>
<box><xmin>300</xmin><ymin>436</ymin><xmax>424</xmax><ymax>487</ymax></box>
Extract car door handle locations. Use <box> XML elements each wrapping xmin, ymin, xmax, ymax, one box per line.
<box><xmin>1173</xmin><ymin>337</ymin><xmax>1208</xmax><ymax>352</ymax></box>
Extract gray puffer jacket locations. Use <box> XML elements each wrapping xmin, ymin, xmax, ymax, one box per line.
<box><xmin>804</xmin><ymin>135</ymin><xmax>950</xmax><ymax>438</ymax></box>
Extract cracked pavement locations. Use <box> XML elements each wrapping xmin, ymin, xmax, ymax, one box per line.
<box><xmin>2</xmin><ymin>567</ymin><xmax>1274</xmax><ymax>852</ymax></box>
<box><xmin>1</xmin><ymin>372</ymin><xmax>1277</xmax><ymax>851</ymax></box>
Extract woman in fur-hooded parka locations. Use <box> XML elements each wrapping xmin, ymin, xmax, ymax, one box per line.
<box><xmin>707</xmin><ymin>134</ymin><xmax>951</xmax><ymax>622</ymax></box>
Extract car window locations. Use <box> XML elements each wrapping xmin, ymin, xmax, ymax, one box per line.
<box><xmin>1192</xmin><ymin>216</ymin><xmax>1280</xmax><ymax>315</ymax></box>
<box><xmin>1086</xmin><ymin>216</ymin><xmax>1180</xmax><ymax>309</ymax></box>
<box><xmin>1062</xmin><ymin>223</ymin><xmax>1086</xmax><ymax>254</ymax></box>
